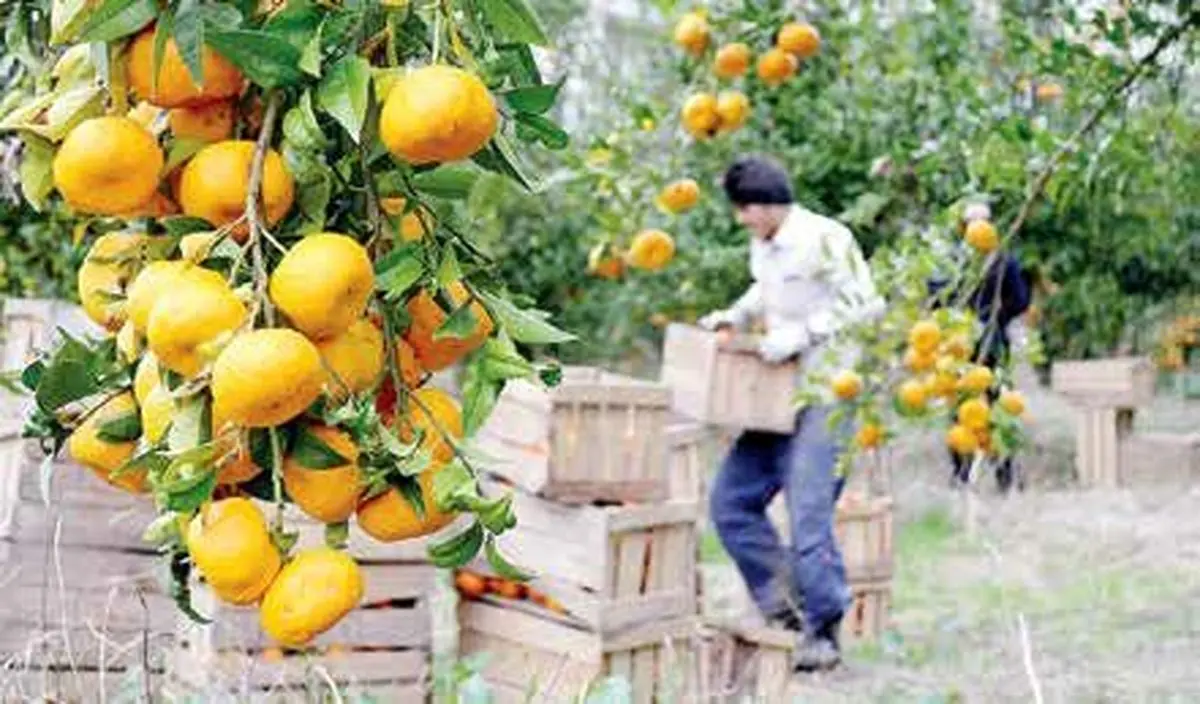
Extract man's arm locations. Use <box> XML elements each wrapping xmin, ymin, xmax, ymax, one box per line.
<box><xmin>700</xmin><ymin>281</ymin><xmax>763</xmax><ymax>331</ymax></box>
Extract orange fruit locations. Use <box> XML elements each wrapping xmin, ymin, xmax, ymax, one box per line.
<box><xmin>316</xmin><ymin>319</ymin><xmax>385</xmax><ymax>399</ymax></box>
<box><xmin>380</xmin><ymin>197</ymin><xmax>431</xmax><ymax>241</ymax></box>
<box><xmin>673</xmin><ymin>12</ymin><xmax>709</xmax><ymax>55</ymax></box>
<box><xmin>380</xmin><ymin>65</ymin><xmax>497</xmax><ymax>165</ymax></box>
<box><xmin>145</xmin><ymin>272</ymin><xmax>246</xmax><ymax>377</ymax></box>
<box><xmin>492</xmin><ymin>579</ymin><xmax>526</xmax><ymax>600</ymax></box>
<box><xmin>168</xmin><ymin>100</ymin><xmax>235</xmax><ymax>142</ymax></box>
<box><xmin>211</xmin><ymin>329</ymin><xmax>325</xmax><ymax>428</ymax></box>
<box><xmin>269</xmin><ymin>233</ymin><xmax>374</xmax><ymax>341</ymax></box>
<box><xmin>395</xmin><ymin>338</ymin><xmax>425</xmax><ymax>388</ymax></box>
<box><xmin>998</xmin><ymin>390</ymin><xmax>1026</xmax><ymax>416</ymax></box>
<box><xmin>830</xmin><ymin>370</ymin><xmax>863</xmax><ymax>401</ymax></box>
<box><xmin>713</xmin><ymin>43</ymin><xmax>752</xmax><ymax>78</ymax></box>
<box><xmin>958</xmin><ymin>365</ymin><xmax>995</xmax><ymax>394</ymax></box>
<box><xmin>625</xmin><ymin>230</ymin><xmax>675</xmax><ymax>271</ymax></box>
<box><xmin>905</xmin><ymin>348</ymin><xmax>936</xmax><ymax>373</ymax></box>
<box><xmin>957</xmin><ymin>398</ymin><xmax>991</xmax><ymax>431</ymax></box>
<box><xmin>656</xmin><ymin>178</ymin><xmax>700</xmax><ymax>214</ymax></box>
<box><xmin>908</xmin><ymin>320</ymin><xmax>942</xmax><ymax>355</ymax></box>
<box><xmin>715</xmin><ymin>91</ymin><xmax>751</xmax><ymax>132</ymax></box>
<box><xmin>587</xmin><ymin>243</ymin><xmax>624</xmax><ymax>280</ymax></box>
<box><xmin>946</xmin><ymin>424</ymin><xmax>978</xmax><ymax>456</ymax></box>
<box><xmin>756</xmin><ymin>48</ymin><xmax>798</xmax><ymax>86</ymax></box>
<box><xmin>128</xmin><ymin>27</ymin><xmax>243</xmax><ymax>108</ymax></box>
<box><xmin>777</xmin><ymin>22</ymin><xmax>821</xmax><ymax>59</ymax></box>
<box><xmin>931</xmin><ymin>370</ymin><xmax>958</xmax><ymax>399</ymax></box>
<box><xmin>76</xmin><ymin>232</ymin><xmax>145</xmax><ymax>331</ymax></box>
<box><xmin>67</xmin><ymin>392</ymin><xmax>147</xmax><ymax>494</ymax></box>
<box><xmin>126</xmin><ymin>260</ymin><xmax>219</xmax><ymax>335</ymax></box>
<box><xmin>187</xmin><ymin>498</ymin><xmax>281</xmax><ymax>605</ymax></box>
<box><xmin>403</xmin><ymin>281</ymin><xmax>493</xmax><ymax>372</ymax></box>
<box><xmin>260</xmin><ymin>547</ymin><xmax>363</xmax><ymax>647</ymax></box>
<box><xmin>942</xmin><ymin>334</ymin><xmax>971</xmax><ymax>360</ymax></box>
<box><xmin>355</xmin><ymin>472</ymin><xmax>456</xmax><ymax>542</ymax></box>
<box><xmin>897</xmin><ymin>379</ymin><xmax>928</xmax><ymax>411</ymax></box>
<box><xmin>1035</xmin><ymin>82</ymin><xmax>1063</xmax><ymax>102</ymax></box>
<box><xmin>681</xmin><ymin>93</ymin><xmax>720</xmax><ymax>139</ymax></box>
<box><xmin>855</xmin><ymin>423</ymin><xmax>883</xmax><ymax>449</ymax></box>
<box><xmin>53</xmin><ymin>117</ymin><xmax>164</xmax><ymax>216</ymax></box>
<box><xmin>964</xmin><ymin>220</ymin><xmax>999</xmax><ymax>253</ymax></box>
<box><xmin>455</xmin><ymin>571</ymin><xmax>488</xmax><ymax>600</ymax></box>
<box><xmin>283</xmin><ymin>425</ymin><xmax>363</xmax><ymax>524</ymax></box>
<box><xmin>178</xmin><ymin>140</ymin><xmax>294</xmax><ymax>240</ymax></box>
<box><xmin>397</xmin><ymin>387</ymin><xmax>463</xmax><ymax>464</ymax></box>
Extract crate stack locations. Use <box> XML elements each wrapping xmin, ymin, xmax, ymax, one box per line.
<box><xmin>0</xmin><ymin>300</ymin><xmax>173</xmax><ymax>701</ymax></box>
<box><xmin>170</xmin><ymin>521</ymin><xmax>436</xmax><ymax>699</ymax></box>
<box><xmin>462</xmin><ymin>367</ymin><xmax>703</xmax><ymax>702</ymax></box>
<box><xmin>661</xmin><ymin>323</ymin><xmax>896</xmax><ymax>645</ymax></box>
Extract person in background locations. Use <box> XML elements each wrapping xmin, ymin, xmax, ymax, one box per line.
<box><xmin>930</xmin><ymin>203</ymin><xmax>1033</xmax><ymax>491</ymax></box>
<box><xmin>698</xmin><ymin>155</ymin><xmax>884</xmax><ymax>671</ymax></box>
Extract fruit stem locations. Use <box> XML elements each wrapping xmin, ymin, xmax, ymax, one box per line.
<box><xmin>269</xmin><ymin>426</ymin><xmax>285</xmax><ymax>534</ymax></box>
<box><xmin>245</xmin><ymin>91</ymin><xmax>283</xmax><ymax>328</ymax></box>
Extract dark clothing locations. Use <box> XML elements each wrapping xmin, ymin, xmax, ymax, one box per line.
<box><xmin>929</xmin><ymin>252</ymin><xmax>1032</xmax><ymax>365</ymax></box>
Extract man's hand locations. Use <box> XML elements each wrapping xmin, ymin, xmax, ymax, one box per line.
<box><xmin>758</xmin><ymin>328</ymin><xmax>807</xmax><ymax>364</ymax></box>
<box><xmin>698</xmin><ymin>309</ymin><xmax>734</xmax><ymax>332</ymax></box>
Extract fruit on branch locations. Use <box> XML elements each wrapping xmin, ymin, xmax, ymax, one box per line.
<box><xmin>673</xmin><ymin>12</ymin><xmax>710</xmax><ymax>56</ymax></box>
<box><xmin>316</xmin><ymin>319</ymin><xmax>386</xmax><ymax>400</ymax></box>
<box><xmin>67</xmin><ymin>392</ymin><xmax>147</xmax><ymax>494</ymax></box>
<box><xmin>187</xmin><ymin>498</ymin><xmax>282</xmax><ymax>606</ymax></box>
<box><xmin>260</xmin><ymin>547</ymin><xmax>363</xmax><ymax>647</ymax></box>
<box><xmin>283</xmin><ymin>425</ymin><xmax>364</xmax><ymax>524</ymax></box>
<box><xmin>178</xmin><ymin>140</ymin><xmax>295</xmax><ymax>240</ymax></box>
<box><xmin>757</xmin><ymin>48</ymin><xmax>798</xmax><ymax>86</ymax></box>
<box><xmin>356</xmin><ymin>477</ymin><xmax>456</xmax><ymax>543</ymax></box>
<box><xmin>76</xmin><ymin>232</ymin><xmax>146</xmax><ymax>331</ymax></box>
<box><xmin>128</xmin><ymin>27</ymin><xmax>244</xmax><ymax>109</ymax></box>
<box><xmin>777</xmin><ymin>22</ymin><xmax>821</xmax><ymax>59</ymax></box>
<box><xmin>168</xmin><ymin>101</ymin><xmax>237</xmax><ymax>142</ymax></box>
<box><xmin>715</xmin><ymin>90</ymin><xmax>751</xmax><ymax>132</ymax></box>
<box><xmin>657</xmin><ymin>178</ymin><xmax>701</xmax><ymax>214</ymax></box>
<box><xmin>626</xmin><ymin>229</ymin><xmax>676</xmax><ymax>271</ymax></box>
<box><xmin>211</xmin><ymin>328</ymin><xmax>325</xmax><ymax>428</ymax></box>
<box><xmin>714</xmin><ymin>43</ymin><xmax>752</xmax><ymax>78</ymax></box>
<box><xmin>380</xmin><ymin>65</ymin><xmax>499</xmax><ymax>165</ymax></box>
<box><xmin>146</xmin><ymin>272</ymin><xmax>246</xmax><ymax>377</ymax></box>
<box><xmin>53</xmin><ymin>117</ymin><xmax>164</xmax><ymax>216</ymax></box>
<box><xmin>269</xmin><ymin>233</ymin><xmax>375</xmax><ymax>341</ymax></box>
<box><xmin>396</xmin><ymin>387</ymin><xmax>463</xmax><ymax>464</ymax></box>
<box><xmin>681</xmin><ymin>92</ymin><xmax>720</xmax><ymax>138</ymax></box>
<box><xmin>403</xmin><ymin>282</ymin><xmax>494</xmax><ymax>372</ymax></box>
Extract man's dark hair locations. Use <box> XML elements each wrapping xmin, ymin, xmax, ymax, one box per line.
<box><xmin>722</xmin><ymin>156</ymin><xmax>795</xmax><ymax>206</ymax></box>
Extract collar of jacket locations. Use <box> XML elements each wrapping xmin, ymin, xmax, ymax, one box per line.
<box><xmin>758</xmin><ymin>205</ymin><xmax>806</xmax><ymax>252</ymax></box>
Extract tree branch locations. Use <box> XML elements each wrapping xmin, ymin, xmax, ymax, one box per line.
<box><xmin>245</xmin><ymin>92</ymin><xmax>283</xmax><ymax>327</ymax></box>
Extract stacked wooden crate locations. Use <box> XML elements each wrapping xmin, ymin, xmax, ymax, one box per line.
<box><xmin>466</xmin><ymin>367</ymin><xmax>703</xmax><ymax>702</ymax></box>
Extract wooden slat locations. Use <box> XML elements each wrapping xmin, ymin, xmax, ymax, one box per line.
<box><xmin>1</xmin><ymin>585</ymin><xmax>175</xmax><ymax>633</ymax></box>
<box><xmin>1051</xmin><ymin>357</ymin><xmax>1156</xmax><ymax>408</ymax></box>
<box><xmin>178</xmin><ymin>649</ymin><xmax>428</xmax><ymax>689</ymax></box>
<box><xmin>198</xmin><ymin>600</ymin><xmax>432</xmax><ymax>651</ymax></box>
<box><xmin>0</xmin><ymin>624</ymin><xmax>175</xmax><ymax>670</ymax></box>
<box><xmin>10</xmin><ymin>503</ymin><xmax>157</xmax><ymax>553</ymax></box>
<box><xmin>0</xmin><ymin>541</ymin><xmax>161</xmax><ymax>592</ymax></box>
<box><xmin>0</xmin><ymin>667</ymin><xmax>163</xmax><ymax>703</ymax></box>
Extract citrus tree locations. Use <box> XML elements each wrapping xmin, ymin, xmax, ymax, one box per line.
<box><xmin>3</xmin><ymin>0</ymin><xmax>574</xmax><ymax>645</ymax></box>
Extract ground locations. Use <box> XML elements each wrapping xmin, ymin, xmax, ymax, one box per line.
<box><xmin>701</xmin><ymin>379</ymin><xmax>1200</xmax><ymax>703</ymax></box>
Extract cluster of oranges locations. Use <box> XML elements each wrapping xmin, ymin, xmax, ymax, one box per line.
<box><xmin>1159</xmin><ymin>314</ymin><xmax>1199</xmax><ymax>371</ymax></box>
<box><xmin>830</xmin><ymin>317</ymin><xmax>1027</xmax><ymax>458</ymax></box>
<box><xmin>673</xmin><ymin>11</ymin><xmax>821</xmax><ymax>139</ymax></box>
<box><xmin>55</xmin><ymin>22</ymin><xmax>504</xmax><ymax>647</ymax></box>
<box><xmin>454</xmin><ymin>569</ymin><xmax>567</xmax><ymax>615</ymax></box>
<box><xmin>585</xmin><ymin>175</ymin><xmax>699</xmax><ymax>282</ymax></box>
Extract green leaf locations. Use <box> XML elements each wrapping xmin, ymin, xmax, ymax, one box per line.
<box><xmin>515</xmin><ymin>113</ymin><xmax>568</xmax><ymax>150</ymax></box>
<box><xmin>427</xmin><ymin>520</ymin><xmax>484</xmax><ymax>569</ymax></box>
<box><xmin>34</xmin><ymin>335</ymin><xmax>101</xmax><ymax>412</ymax></box>
<box><xmin>164</xmin><ymin>470</ymin><xmax>216</xmax><ymax>512</ymax></box>
<box><xmin>479</xmin><ymin>335</ymin><xmax>535</xmax><ymax>381</ymax></box>
<box><xmin>299</xmin><ymin>22</ymin><xmax>323</xmax><ymax>77</ymax></box>
<box><xmin>18</xmin><ymin>134</ymin><xmax>55</xmax><ymax>211</ymax></box>
<box><xmin>412</xmin><ymin>165</ymin><xmax>482</xmax><ymax>200</ymax></box>
<box><xmin>291</xmin><ymin>426</ymin><xmax>351</xmax><ymax>469</ymax></box>
<box><xmin>169</xmin><ymin>550</ymin><xmax>211</xmax><ymax>624</ymax></box>
<box><xmin>477</xmin><ymin>0</ymin><xmax>550</xmax><ymax>46</ymax></box>
<box><xmin>499</xmin><ymin>79</ymin><xmax>563</xmax><ymax>115</ymax></box>
<box><xmin>166</xmin><ymin>394</ymin><xmax>208</xmax><ymax>453</ymax></box>
<box><xmin>389</xmin><ymin>473</ymin><xmax>425</xmax><ymax>519</ymax></box>
<box><xmin>164</xmin><ymin>137</ymin><xmax>207</xmax><ymax>175</ymax></box>
<box><xmin>96</xmin><ymin>410</ymin><xmax>141</xmax><ymax>443</ymax></box>
<box><xmin>475</xmin><ymin>493</ymin><xmax>517</xmax><ymax>535</ymax></box>
<box><xmin>325</xmin><ymin>521</ymin><xmax>349</xmax><ymax>549</ymax></box>
<box><xmin>171</xmin><ymin>1</ymin><xmax>204</xmax><ymax>86</ymax></box>
<box><xmin>431</xmin><ymin>461</ymin><xmax>475</xmax><ymax>513</ymax></box>
<box><xmin>75</xmin><ymin>0</ymin><xmax>157</xmax><ymax>44</ymax></box>
<box><xmin>282</xmin><ymin>92</ymin><xmax>328</xmax><ymax>152</ymax></box>
<box><xmin>462</xmin><ymin>363</ymin><xmax>501</xmax><ymax>436</ymax></box>
<box><xmin>206</xmin><ymin>30</ymin><xmax>304</xmax><ymax>89</ymax></box>
<box><xmin>316</xmin><ymin>55</ymin><xmax>371</xmax><ymax>142</ymax></box>
<box><xmin>52</xmin><ymin>0</ymin><xmax>94</xmax><ymax>44</ymax></box>
<box><xmin>159</xmin><ymin>216</ymin><xmax>212</xmax><ymax>238</ymax></box>
<box><xmin>477</xmin><ymin>291</ymin><xmax>575</xmax><ymax>345</ymax></box>
<box><xmin>435</xmin><ymin>248</ymin><xmax>462</xmax><ymax>288</ymax></box>
<box><xmin>538</xmin><ymin>362</ymin><xmax>563</xmax><ymax>387</ymax></box>
<box><xmin>435</xmin><ymin>304</ymin><xmax>479</xmax><ymax>342</ymax></box>
<box><xmin>472</xmin><ymin>137</ymin><xmax>535</xmax><ymax>191</ymax></box>
<box><xmin>376</xmin><ymin>246</ymin><xmax>426</xmax><ymax>300</ymax></box>
<box><xmin>485</xmin><ymin>536</ymin><xmax>533</xmax><ymax>581</ymax></box>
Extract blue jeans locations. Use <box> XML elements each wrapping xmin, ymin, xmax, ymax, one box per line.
<box><xmin>710</xmin><ymin>405</ymin><xmax>851</xmax><ymax>634</ymax></box>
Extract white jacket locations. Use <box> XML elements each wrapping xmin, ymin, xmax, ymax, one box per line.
<box><xmin>716</xmin><ymin>206</ymin><xmax>884</xmax><ymax>401</ymax></box>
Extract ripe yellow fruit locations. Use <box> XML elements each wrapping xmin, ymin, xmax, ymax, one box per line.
<box><xmin>957</xmin><ymin>398</ymin><xmax>991</xmax><ymax>431</ymax></box>
<box><xmin>356</xmin><ymin>474</ymin><xmax>456</xmax><ymax>542</ymax></box>
<box><xmin>587</xmin><ymin>243</ymin><xmax>625</xmax><ymax>280</ymax></box>
<box><xmin>404</xmin><ymin>281</ymin><xmax>494</xmax><ymax>372</ymax></box>
<box><xmin>897</xmin><ymin>379</ymin><xmax>928</xmax><ymax>411</ymax></box>
<box><xmin>657</xmin><ymin>179</ymin><xmax>700</xmax><ymax>214</ymax></box>
<box><xmin>964</xmin><ymin>219</ymin><xmax>999</xmax><ymax>253</ymax></box>
<box><xmin>946</xmin><ymin>424</ymin><xmax>978</xmax><ymax>456</ymax></box>
<box><xmin>777</xmin><ymin>22</ymin><xmax>821</xmax><ymax>59</ymax></box>
<box><xmin>67</xmin><ymin>392</ymin><xmax>147</xmax><ymax>494</ymax></box>
<box><xmin>116</xmin><ymin>322</ymin><xmax>141</xmax><ymax>364</ymax></box>
<box><xmin>128</xmin><ymin>29</ymin><xmax>243</xmax><ymax>108</ymax></box>
<box><xmin>168</xmin><ymin>100</ymin><xmax>235</xmax><ymax>142</ymax></box>
<box><xmin>178</xmin><ymin>140</ymin><xmax>295</xmax><ymax>240</ymax></box>
<box><xmin>908</xmin><ymin>320</ymin><xmax>942</xmax><ymax>355</ymax></box>
<box><xmin>380</xmin><ymin>65</ymin><xmax>497</xmax><ymax>165</ymax></box>
<box><xmin>958</xmin><ymin>365</ymin><xmax>995</xmax><ymax>394</ymax></box>
<box><xmin>830</xmin><ymin>370</ymin><xmax>863</xmax><ymax>401</ymax></box>
<box><xmin>53</xmin><ymin>117</ymin><xmax>164</xmax><ymax>216</ymax></box>
<box><xmin>673</xmin><ymin>12</ymin><xmax>709</xmax><ymax>55</ymax></box>
<box><xmin>998</xmin><ymin>390</ymin><xmax>1026</xmax><ymax>416</ymax></box>
<box><xmin>76</xmin><ymin>232</ymin><xmax>145</xmax><ymax>331</ymax></box>
<box><xmin>942</xmin><ymin>334</ymin><xmax>971</xmax><ymax>360</ymax></box>
<box><xmin>187</xmin><ymin>498</ymin><xmax>281</xmax><ymax>605</ymax></box>
<box><xmin>117</xmin><ymin>191</ymin><xmax>180</xmax><ymax>220</ymax></box>
<box><xmin>211</xmin><ymin>329</ymin><xmax>325</xmax><ymax>428</ymax></box>
<box><xmin>904</xmin><ymin>347</ymin><xmax>936</xmax><ymax>373</ymax></box>
<box><xmin>1035</xmin><ymin>82</ymin><xmax>1063</xmax><ymax>102</ymax></box>
<box><xmin>380</xmin><ymin>197</ymin><xmax>431</xmax><ymax>242</ymax></box>
<box><xmin>127</xmin><ymin>260</ymin><xmax>217</xmax><ymax>334</ymax></box>
<box><xmin>395</xmin><ymin>338</ymin><xmax>425</xmax><ymax>388</ymax></box>
<box><xmin>855</xmin><ymin>423</ymin><xmax>883</xmax><ymax>449</ymax></box>
<box><xmin>217</xmin><ymin>452</ymin><xmax>264</xmax><ymax>486</ymax></box>
<box><xmin>930</xmin><ymin>370</ymin><xmax>958</xmax><ymax>399</ymax></box>
<box><xmin>260</xmin><ymin>547</ymin><xmax>363</xmax><ymax>647</ymax></box>
<box><xmin>681</xmin><ymin>93</ymin><xmax>720</xmax><ymax>139</ymax></box>
<box><xmin>269</xmin><ymin>233</ymin><xmax>374</xmax><ymax>341</ymax></box>
<box><xmin>757</xmin><ymin>48</ymin><xmax>798</xmax><ymax>86</ymax></box>
<box><xmin>316</xmin><ymin>319</ymin><xmax>385</xmax><ymax>399</ymax></box>
<box><xmin>133</xmin><ymin>353</ymin><xmax>160</xmax><ymax>405</ymax></box>
<box><xmin>713</xmin><ymin>43</ymin><xmax>752</xmax><ymax>78</ymax></box>
<box><xmin>625</xmin><ymin>230</ymin><xmax>676</xmax><ymax>271</ymax></box>
<box><xmin>146</xmin><ymin>274</ymin><xmax>246</xmax><ymax>377</ymax></box>
<box><xmin>140</xmin><ymin>384</ymin><xmax>174</xmax><ymax>445</ymax></box>
<box><xmin>398</xmin><ymin>387</ymin><xmax>463</xmax><ymax>464</ymax></box>
<box><xmin>716</xmin><ymin>91</ymin><xmax>751</xmax><ymax>132</ymax></box>
<box><xmin>283</xmin><ymin>426</ymin><xmax>363</xmax><ymax>524</ymax></box>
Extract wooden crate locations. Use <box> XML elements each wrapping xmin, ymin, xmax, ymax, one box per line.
<box><xmin>458</xmin><ymin>599</ymin><xmax>700</xmax><ymax>704</ymax></box>
<box><xmin>1</xmin><ymin>667</ymin><xmax>164</xmax><ymax>703</ymax></box>
<box><xmin>475</xmin><ymin>366</ymin><xmax>672</xmax><ymax>504</ymax></box>
<box><xmin>485</xmin><ymin>480</ymin><xmax>698</xmax><ymax>634</ymax></box>
<box><xmin>660</xmin><ymin>323</ymin><xmax>797</xmax><ymax>434</ymax></box>
<box><xmin>833</xmin><ymin>494</ymin><xmax>894</xmax><ymax>582</ymax></box>
<box><xmin>842</xmin><ymin>578</ymin><xmax>891</xmax><ymax>644</ymax></box>
<box><xmin>699</xmin><ymin>620</ymin><xmax>793</xmax><ymax>703</ymax></box>
<box><xmin>172</xmin><ymin>562</ymin><xmax>434</xmax><ymax>697</ymax></box>
<box><xmin>665</xmin><ymin>419</ymin><xmax>713</xmax><ymax>504</ymax></box>
<box><xmin>1074</xmin><ymin>406</ymin><xmax>1136</xmax><ymax>488</ymax></box>
<box><xmin>1050</xmin><ymin>357</ymin><xmax>1156</xmax><ymax>408</ymax></box>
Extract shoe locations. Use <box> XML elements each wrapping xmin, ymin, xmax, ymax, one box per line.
<box><xmin>763</xmin><ymin>605</ymin><xmax>805</xmax><ymax>632</ymax></box>
<box><xmin>792</xmin><ymin>631</ymin><xmax>841</xmax><ymax>672</ymax></box>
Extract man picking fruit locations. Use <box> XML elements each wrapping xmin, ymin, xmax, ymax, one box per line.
<box><xmin>699</xmin><ymin>155</ymin><xmax>884</xmax><ymax>671</ymax></box>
